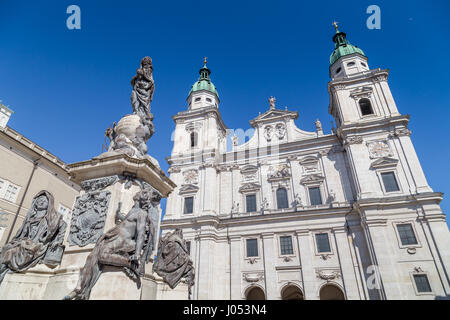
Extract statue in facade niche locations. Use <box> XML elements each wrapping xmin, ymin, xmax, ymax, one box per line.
<box><xmin>64</xmin><ymin>187</ymin><xmax>161</xmax><ymax>300</ymax></box>
<box><xmin>0</xmin><ymin>191</ymin><xmax>66</xmax><ymax>284</ymax></box>
<box><xmin>153</xmin><ymin>229</ymin><xmax>195</xmax><ymax>298</ymax></box>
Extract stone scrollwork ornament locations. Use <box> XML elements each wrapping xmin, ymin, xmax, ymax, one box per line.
<box><xmin>64</xmin><ymin>187</ymin><xmax>162</xmax><ymax>300</ymax></box>
<box><xmin>275</xmin><ymin>123</ymin><xmax>286</xmax><ymax>139</ymax></box>
<box><xmin>153</xmin><ymin>229</ymin><xmax>195</xmax><ymax>298</ymax></box>
<box><xmin>367</xmin><ymin>140</ymin><xmax>392</xmax><ymax>159</ymax></box>
<box><xmin>264</xmin><ymin>125</ymin><xmax>273</xmax><ymax>141</ymax></box>
<box><xmin>183</xmin><ymin>169</ymin><xmax>198</xmax><ymax>185</ymax></box>
<box><xmin>0</xmin><ymin>191</ymin><xmax>67</xmax><ymax>285</ymax></box>
<box><xmin>68</xmin><ymin>191</ymin><xmax>111</xmax><ymax>247</ymax></box>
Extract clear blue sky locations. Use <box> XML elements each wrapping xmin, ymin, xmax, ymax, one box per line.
<box><xmin>0</xmin><ymin>1</ymin><xmax>449</xmax><ymax>224</ymax></box>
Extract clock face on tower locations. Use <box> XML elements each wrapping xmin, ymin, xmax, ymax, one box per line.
<box><xmin>367</xmin><ymin>140</ymin><xmax>392</xmax><ymax>159</ymax></box>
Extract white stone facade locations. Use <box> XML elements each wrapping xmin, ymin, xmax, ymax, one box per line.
<box><xmin>162</xmin><ymin>54</ymin><xmax>450</xmax><ymax>299</ymax></box>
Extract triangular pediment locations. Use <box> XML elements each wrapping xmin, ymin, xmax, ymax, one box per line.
<box><xmin>300</xmin><ymin>174</ymin><xmax>325</xmax><ymax>185</ymax></box>
<box><xmin>240</xmin><ymin>165</ymin><xmax>258</xmax><ymax>174</ymax></box>
<box><xmin>239</xmin><ymin>182</ymin><xmax>261</xmax><ymax>193</ymax></box>
<box><xmin>370</xmin><ymin>157</ymin><xmax>398</xmax><ymax>169</ymax></box>
<box><xmin>250</xmin><ymin>108</ymin><xmax>298</xmax><ymax>127</ymax></box>
<box><xmin>179</xmin><ymin>184</ymin><xmax>199</xmax><ymax>195</ymax></box>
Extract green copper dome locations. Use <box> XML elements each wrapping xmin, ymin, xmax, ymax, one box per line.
<box><xmin>188</xmin><ymin>63</ymin><xmax>219</xmax><ymax>98</ymax></box>
<box><xmin>330</xmin><ymin>29</ymin><xmax>365</xmax><ymax>65</ymax></box>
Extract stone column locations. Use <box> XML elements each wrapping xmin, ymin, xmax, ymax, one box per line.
<box><xmin>332</xmin><ymin>227</ymin><xmax>363</xmax><ymax>300</ymax></box>
<box><xmin>229</xmin><ymin>235</ymin><xmax>242</xmax><ymax>299</ymax></box>
<box><xmin>261</xmin><ymin>233</ymin><xmax>277</xmax><ymax>299</ymax></box>
<box><xmin>362</xmin><ymin>218</ymin><xmax>404</xmax><ymax>299</ymax></box>
<box><xmin>296</xmin><ymin>230</ymin><xmax>317</xmax><ymax>300</ymax></box>
<box><xmin>201</xmin><ymin>163</ymin><xmax>217</xmax><ymax>216</ymax></box>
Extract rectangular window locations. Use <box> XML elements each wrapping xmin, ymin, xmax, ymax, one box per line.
<box><xmin>184</xmin><ymin>197</ymin><xmax>194</xmax><ymax>214</ymax></box>
<box><xmin>246</xmin><ymin>194</ymin><xmax>257</xmax><ymax>212</ymax></box>
<box><xmin>315</xmin><ymin>233</ymin><xmax>331</xmax><ymax>253</ymax></box>
<box><xmin>246</xmin><ymin>238</ymin><xmax>258</xmax><ymax>257</ymax></box>
<box><xmin>413</xmin><ymin>274</ymin><xmax>432</xmax><ymax>293</ymax></box>
<box><xmin>397</xmin><ymin>224</ymin><xmax>418</xmax><ymax>246</ymax></box>
<box><xmin>57</xmin><ymin>205</ymin><xmax>71</xmax><ymax>223</ymax></box>
<box><xmin>186</xmin><ymin>241</ymin><xmax>191</xmax><ymax>255</ymax></box>
<box><xmin>4</xmin><ymin>184</ymin><xmax>18</xmax><ymax>202</ymax></box>
<box><xmin>309</xmin><ymin>187</ymin><xmax>322</xmax><ymax>205</ymax></box>
<box><xmin>280</xmin><ymin>236</ymin><xmax>294</xmax><ymax>255</ymax></box>
<box><xmin>381</xmin><ymin>172</ymin><xmax>400</xmax><ymax>192</ymax></box>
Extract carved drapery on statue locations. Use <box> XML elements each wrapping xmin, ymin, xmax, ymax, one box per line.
<box><xmin>152</xmin><ymin>229</ymin><xmax>195</xmax><ymax>296</ymax></box>
<box><xmin>64</xmin><ymin>186</ymin><xmax>161</xmax><ymax>300</ymax></box>
<box><xmin>0</xmin><ymin>191</ymin><xmax>66</xmax><ymax>284</ymax></box>
<box><xmin>104</xmin><ymin>57</ymin><xmax>155</xmax><ymax>158</ymax></box>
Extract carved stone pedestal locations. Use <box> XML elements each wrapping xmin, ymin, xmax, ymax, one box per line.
<box><xmin>0</xmin><ymin>154</ymin><xmax>176</xmax><ymax>300</ymax></box>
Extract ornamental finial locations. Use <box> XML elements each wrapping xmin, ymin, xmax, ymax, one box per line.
<box><xmin>204</xmin><ymin>57</ymin><xmax>208</xmax><ymax>66</ymax></box>
<box><xmin>333</xmin><ymin>21</ymin><xmax>339</xmax><ymax>31</ymax></box>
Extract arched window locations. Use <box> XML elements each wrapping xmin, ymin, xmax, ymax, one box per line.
<box><xmin>319</xmin><ymin>284</ymin><xmax>345</xmax><ymax>300</ymax></box>
<box><xmin>359</xmin><ymin>98</ymin><xmax>374</xmax><ymax>116</ymax></box>
<box><xmin>190</xmin><ymin>132</ymin><xmax>198</xmax><ymax>148</ymax></box>
<box><xmin>276</xmin><ymin>188</ymin><xmax>289</xmax><ymax>209</ymax></box>
<box><xmin>281</xmin><ymin>285</ymin><xmax>304</xmax><ymax>300</ymax></box>
<box><xmin>246</xmin><ymin>287</ymin><xmax>266</xmax><ymax>300</ymax></box>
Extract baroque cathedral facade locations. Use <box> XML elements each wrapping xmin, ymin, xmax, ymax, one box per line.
<box><xmin>161</xmin><ymin>27</ymin><xmax>450</xmax><ymax>300</ymax></box>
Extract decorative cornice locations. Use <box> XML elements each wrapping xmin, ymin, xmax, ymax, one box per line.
<box><xmin>178</xmin><ymin>184</ymin><xmax>199</xmax><ymax>195</ymax></box>
<box><xmin>300</xmin><ymin>174</ymin><xmax>325</xmax><ymax>185</ymax></box>
<box><xmin>344</xmin><ymin>136</ymin><xmax>363</xmax><ymax>146</ymax></box>
<box><xmin>239</xmin><ymin>182</ymin><xmax>261</xmax><ymax>193</ymax></box>
<box><xmin>315</xmin><ymin>269</ymin><xmax>341</xmax><ymax>281</ymax></box>
<box><xmin>389</xmin><ymin>128</ymin><xmax>411</xmax><ymax>138</ymax></box>
<box><xmin>370</xmin><ymin>157</ymin><xmax>398</xmax><ymax>169</ymax></box>
<box><xmin>167</xmin><ymin>166</ymin><xmax>181</xmax><ymax>174</ymax></box>
<box><xmin>242</xmin><ymin>272</ymin><xmax>264</xmax><ymax>283</ymax></box>
<box><xmin>349</xmin><ymin>86</ymin><xmax>373</xmax><ymax>100</ymax></box>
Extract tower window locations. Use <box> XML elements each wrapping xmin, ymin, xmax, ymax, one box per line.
<box><xmin>413</xmin><ymin>274</ymin><xmax>432</xmax><ymax>293</ymax></box>
<box><xmin>381</xmin><ymin>172</ymin><xmax>400</xmax><ymax>192</ymax></box>
<box><xmin>280</xmin><ymin>236</ymin><xmax>294</xmax><ymax>255</ymax></box>
<box><xmin>246</xmin><ymin>239</ymin><xmax>258</xmax><ymax>257</ymax></box>
<box><xmin>347</xmin><ymin>62</ymin><xmax>355</xmax><ymax>67</ymax></box>
<box><xmin>184</xmin><ymin>197</ymin><xmax>194</xmax><ymax>214</ymax></box>
<box><xmin>195</xmin><ymin>97</ymin><xmax>201</xmax><ymax>102</ymax></box>
<box><xmin>206</xmin><ymin>98</ymin><xmax>212</xmax><ymax>102</ymax></box>
<box><xmin>335</xmin><ymin>67</ymin><xmax>341</xmax><ymax>74</ymax></box>
<box><xmin>361</xmin><ymin>62</ymin><xmax>367</xmax><ymax>67</ymax></box>
<box><xmin>396</xmin><ymin>223</ymin><xmax>418</xmax><ymax>246</ymax></box>
<box><xmin>359</xmin><ymin>98</ymin><xmax>374</xmax><ymax>116</ymax></box>
<box><xmin>276</xmin><ymin>188</ymin><xmax>289</xmax><ymax>209</ymax></box>
<box><xmin>315</xmin><ymin>233</ymin><xmax>331</xmax><ymax>253</ymax></box>
<box><xmin>246</xmin><ymin>194</ymin><xmax>257</xmax><ymax>212</ymax></box>
<box><xmin>190</xmin><ymin>132</ymin><xmax>198</xmax><ymax>148</ymax></box>
<box><xmin>308</xmin><ymin>187</ymin><xmax>322</xmax><ymax>205</ymax></box>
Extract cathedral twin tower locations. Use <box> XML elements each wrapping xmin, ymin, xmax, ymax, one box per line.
<box><xmin>161</xmin><ymin>26</ymin><xmax>450</xmax><ymax>300</ymax></box>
